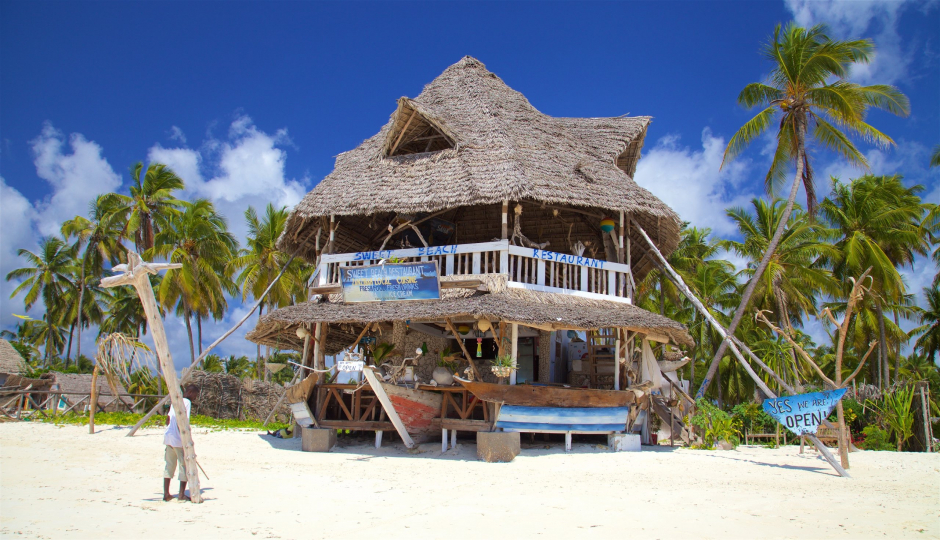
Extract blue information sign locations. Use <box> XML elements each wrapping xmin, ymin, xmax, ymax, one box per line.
<box><xmin>762</xmin><ymin>388</ymin><xmax>847</xmax><ymax>436</ymax></box>
<box><xmin>340</xmin><ymin>262</ymin><xmax>441</xmax><ymax>303</ymax></box>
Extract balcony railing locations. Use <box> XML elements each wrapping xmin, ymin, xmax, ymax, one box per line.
<box><xmin>317</xmin><ymin>240</ymin><xmax>634</xmax><ymax>303</ymax></box>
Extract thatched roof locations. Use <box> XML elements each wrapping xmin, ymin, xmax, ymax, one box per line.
<box><xmin>279</xmin><ymin>56</ymin><xmax>680</xmax><ymax>273</ymax></box>
<box><xmin>247</xmin><ymin>275</ymin><xmax>693</xmax><ymax>352</ymax></box>
<box><xmin>0</xmin><ymin>339</ymin><xmax>27</xmax><ymax>375</ymax></box>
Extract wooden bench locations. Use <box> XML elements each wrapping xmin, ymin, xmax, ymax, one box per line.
<box><xmin>495</xmin><ymin>405</ymin><xmax>630</xmax><ymax>453</ymax></box>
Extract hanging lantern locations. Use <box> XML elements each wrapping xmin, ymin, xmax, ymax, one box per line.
<box><xmin>600</xmin><ymin>216</ymin><xmax>616</xmax><ymax>233</ymax></box>
<box><xmin>476</xmin><ymin>338</ymin><xmax>483</xmax><ymax>358</ymax></box>
<box><xmin>477</xmin><ymin>319</ymin><xmax>492</xmax><ymax>333</ymax></box>
<box><xmin>457</xmin><ymin>324</ymin><xmax>471</xmax><ymax>335</ymax></box>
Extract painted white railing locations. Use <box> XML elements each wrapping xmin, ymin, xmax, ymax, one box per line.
<box><xmin>317</xmin><ymin>240</ymin><xmax>634</xmax><ymax>303</ymax></box>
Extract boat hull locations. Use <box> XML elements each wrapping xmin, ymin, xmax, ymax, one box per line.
<box><xmin>380</xmin><ymin>383</ymin><xmax>443</xmax><ymax>442</ymax></box>
<box><xmin>455</xmin><ymin>378</ymin><xmax>635</xmax><ymax>408</ymax></box>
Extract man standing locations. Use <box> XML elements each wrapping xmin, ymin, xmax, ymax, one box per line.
<box><xmin>163</xmin><ymin>384</ymin><xmax>200</xmax><ymax>502</ymax></box>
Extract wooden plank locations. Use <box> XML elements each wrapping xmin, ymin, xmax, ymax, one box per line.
<box><xmin>318</xmin><ymin>420</ymin><xmax>395</xmax><ymax>431</ymax></box>
<box><xmin>362</xmin><ymin>368</ymin><xmax>415</xmax><ymax>448</ymax></box>
<box><xmin>322</xmin><ymin>240</ymin><xmax>509</xmax><ymax>263</ymax></box>
<box><xmin>505</xmin><ymin>281</ymin><xmax>633</xmax><ymax>304</ymax></box>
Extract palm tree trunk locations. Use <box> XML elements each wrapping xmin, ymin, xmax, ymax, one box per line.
<box><xmin>697</xmin><ymin>117</ymin><xmax>806</xmax><ymax>398</ymax></box>
<box><xmin>877</xmin><ymin>302</ymin><xmax>887</xmax><ymax>389</ymax></box>
<box><xmin>65</xmin><ymin>320</ymin><xmax>75</xmax><ymax>367</ymax></box>
<box><xmin>75</xmin><ymin>258</ymin><xmax>86</xmax><ymax>361</ymax></box>
<box><xmin>893</xmin><ymin>311</ymin><xmax>901</xmax><ymax>385</ymax></box>
<box><xmin>256</xmin><ymin>304</ymin><xmax>264</xmax><ymax>379</ymax></box>
<box><xmin>197</xmin><ymin>316</ymin><xmax>203</xmax><ymax>355</ymax></box>
<box><xmin>184</xmin><ymin>308</ymin><xmax>196</xmax><ymax>365</ymax></box>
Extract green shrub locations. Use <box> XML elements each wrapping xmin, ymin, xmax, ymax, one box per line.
<box><xmin>41</xmin><ymin>411</ymin><xmax>288</xmax><ymax>431</ymax></box>
<box><xmin>690</xmin><ymin>399</ymin><xmax>742</xmax><ymax>449</ymax></box>
<box><xmin>858</xmin><ymin>425</ymin><xmax>894</xmax><ymax>451</ymax></box>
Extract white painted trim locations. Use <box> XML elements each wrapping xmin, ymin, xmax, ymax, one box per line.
<box><xmin>507</xmin><ymin>245</ymin><xmax>631</xmax><ymax>274</ymax></box>
<box><xmin>323</xmin><ymin>240</ymin><xmax>509</xmax><ymax>263</ymax></box>
<box><xmin>510</xmin><ymin>323</ymin><xmax>519</xmax><ymax>385</ymax></box>
<box><xmin>506</xmin><ymin>281</ymin><xmax>633</xmax><ymax>304</ymax></box>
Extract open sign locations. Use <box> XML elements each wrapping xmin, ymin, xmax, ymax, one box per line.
<box><xmin>337</xmin><ymin>360</ymin><xmax>365</xmax><ymax>372</ymax></box>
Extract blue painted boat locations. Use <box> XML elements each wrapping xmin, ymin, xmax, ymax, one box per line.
<box><xmin>495</xmin><ymin>405</ymin><xmax>630</xmax><ymax>433</ymax></box>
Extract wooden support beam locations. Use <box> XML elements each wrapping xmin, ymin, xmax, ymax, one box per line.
<box><xmin>444</xmin><ymin>318</ymin><xmax>483</xmax><ymax>381</ymax></box>
<box><xmin>100</xmin><ymin>253</ymin><xmax>205</xmax><ymax>501</ymax></box>
<box><xmin>361</xmin><ymin>368</ymin><xmax>415</xmax><ymax>448</ymax></box>
<box><xmin>388</xmin><ymin>109</ymin><xmax>416</xmax><ymax>155</ymax></box>
<box><xmin>630</xmin><ymin>218</ymin><xmax>850</xmax><ymax>478</ymax></box>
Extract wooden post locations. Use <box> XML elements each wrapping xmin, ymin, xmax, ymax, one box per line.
<box><xmin>361</xmin><ymin>367</ymin><xmax>415</xmax><ymax>448</ymax></box>
<box><xmin>89</xmin><ymin>365</ymin><xmax>99</xmax><ymax>434</ymax></box>
<box><xmin>509</xmin><ymin>323</ymin><xmax>519</xmax><ymax>385</ymax></box>
<box><xmin>921</xmin><ymin>386</ymin><xmax>932</xmax><ymax>453</ymax></box>
<box><xmin>614</xmin><ymin>329</ymin><xmax>621</xmax><ymax>391</ymax></box>
<box><xmin>444</xmin><ymin>318</ymin><xmax>483</xmax><ymax>381</ymax></box>
<box><xmin>501</xmin><ymin>200</ymin><xmax>509</xmax><ymax>240</ymax></box>
<box><xmin>100</xmin><ymin>253</ymin><xmax>203</xmax><ymax>502</ymax></box>
<box><xmin>313</xmin><ymin>323</ymin><xmax>324</xmax><ymax>383</ymax></box>
<box><xmin>618</xmin><ymin>211</ymin><xmax>625</xmax><ymax>264</ymax></box>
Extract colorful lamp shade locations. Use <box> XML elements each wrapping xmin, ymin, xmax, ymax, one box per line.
<box><xmin>600</xmin><ymin>217</ymin><xmax>616</xmax><ymax>233</ymax></box>
<box><xmin>457</xmin><ymin>325</ymin><xmax>471</xmax><ymax>334</ymax></box>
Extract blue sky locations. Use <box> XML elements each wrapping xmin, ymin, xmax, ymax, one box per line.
<box><xmin>1</xmin><ymin>1</ymin><xmax>938</xmax><ymax>370</ymax></box>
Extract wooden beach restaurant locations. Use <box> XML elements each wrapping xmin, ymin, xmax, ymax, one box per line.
<box><xmin>246</xmin><ymin>57</ymin><xmax>696</xmax><ymax>460</ymax></box>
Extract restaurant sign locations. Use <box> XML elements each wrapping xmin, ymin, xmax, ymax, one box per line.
<box><xmin>340</xmin><ymin>262</ymin><xmax>441</xmax><ymax>303</ymax></box>
<box><xmin>762</xmin><ymin>388</ymin><xmax>847</xmax><ymax>436</ymax></box>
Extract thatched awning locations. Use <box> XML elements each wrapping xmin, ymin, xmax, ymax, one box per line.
<box><xmin>279</xmin><ymin>56</ymin><xmax>681</xmax><ymax>272</ymax></box>
<box><xmin>246</xmin><ymin>275</ymin><xmax>693</xmax><ymax>352</ymax></box>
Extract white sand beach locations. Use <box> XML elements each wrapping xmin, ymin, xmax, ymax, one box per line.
<box><xmin>1</xmin><ymin>422</ymin><xmax>937</xmax><ymax>539</ymax></box>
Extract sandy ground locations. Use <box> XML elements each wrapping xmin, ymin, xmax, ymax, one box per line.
<box><xmin>0</xmin><ymin>422</ymin><xmax>937</xmax><ymax>539</ymax></box>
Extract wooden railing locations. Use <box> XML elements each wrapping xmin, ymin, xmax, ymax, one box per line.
<box><xmin>316</xmin><ymin>240</ymin><xmax>634</xmax><ymax>303</ymax></box>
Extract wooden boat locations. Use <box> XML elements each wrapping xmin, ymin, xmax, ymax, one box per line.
<box><xmin>454</xmin><ymin>377</ymin><xmax>637</xmax><ymax>408</ymax></box>
<box><xmin>379</xmin><ymin>382</ymin><xmax>443</xmax><ymax>442</ymax></box>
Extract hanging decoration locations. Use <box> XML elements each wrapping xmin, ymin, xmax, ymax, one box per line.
<box><xmin>600</xmin><ymin>217</ymin><xmax>616</xmax><ymax>233</ymax></box>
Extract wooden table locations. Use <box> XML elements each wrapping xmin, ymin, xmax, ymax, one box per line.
<box><xmin>419</xmin><ymin>385</ymin><xmax>492</xmax><ymax>451</ymax></box>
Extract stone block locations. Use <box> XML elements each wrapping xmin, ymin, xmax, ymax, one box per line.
<box><xmin>477</xmin><ymin>431</ymin><xmax>520</xmax><ymax>462</ymax></box>
<box><xmin>608</xmin><ymin>433</ymin><xmax>641</xmax><ymax>452</ymax></box>
<box><xmin>301</xmin><ymin>427</ymin><xmax>336</xmax><ymax>452</ymax></box>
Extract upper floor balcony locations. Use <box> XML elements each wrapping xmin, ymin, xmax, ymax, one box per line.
<box><xmin>314</xmin><ymin>240</ymin><xmax>635</xmax><ymax>303</ymax></box>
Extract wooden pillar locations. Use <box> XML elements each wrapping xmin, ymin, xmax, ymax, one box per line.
<box><xmin>618</xmin><ymin>211</ymin><xmax>625</xmax><ymax>264</ymax></box>
<box><xmin>501</xmin><ymin>200</ymin><xmax>509</xmax><ymax>240</ymax></box>
<box><xmin>509</xmin><ymin>323</ymin><xmax>519</xmax><ymax>385</ymax></box>
<box><xmin>614</xmin><ymin>329</ymin><xmax>621</xmax><ymax>391</ymax></box>
<box><xmin>88</xmin><ymin>365</ymin><xmax>100</xmax><ymax>434</ymax></box>
<box><xmin>313</xmin><ymin>323</ymin><xmax>324</xmax><ymax>383</ymax></box>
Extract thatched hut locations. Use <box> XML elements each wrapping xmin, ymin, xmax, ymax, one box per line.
<box><xmin>247</xmin><ymin>57</ymin><xmax>693</xmax><ymax>447</ymax></box>
<box><xmin>0</xmin><ymin>339</ymin><xmax>28</xmax><ymax>377</ymax></box>
<box><xmin>41</xmin><ymin>372</ymin><xmax>133</xmax><ymax>412</ymax></box>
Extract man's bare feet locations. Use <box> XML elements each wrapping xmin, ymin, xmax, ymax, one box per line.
<box><xmin>178</xmin><ymin>494</ymin><xmax>191</xmax><ymax>501</ymax></box>
<box><xmin>163</xmin><ymin>494</ymin><xmax>175</xmax><ymax>502</ymax></box>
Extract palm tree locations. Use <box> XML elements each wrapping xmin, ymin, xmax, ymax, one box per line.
<box><xmin>6</xmin><ymin>238</ymin><xmax>77</xmax><ymax>352</ymax></box>
<box><xmin>930</xmin><ymin>145</ymin><xmax>940</xmax><ymax>167</ymax></box>
<box><xmin>61</xmin><ymin>195</ymin><xmax>127</xmax><ymax>361</ymax></box>
<box><xmin>700</xmin><ymin>23</ymin><xmax>911</xmax><ymax>396</ymax></box>
<box><xmin>99</xmin><ymin>286</ymin><xmax>150</xmax><ymax>338</ymax></box>
<box><xmin>148</xmin><ymin>199</ymin><xmax>238</xmax><ymax>364</ymax></box>
<box><xmin>230</xmin><ymin>204</ymin><xmax>309</xmax><ymax>378</ymax></box>
<box><xmin>107</xmin><ymin>162</ymin><xmax>185</xmax><ymax>254</ymax></box>
<box><xmin>822</xmin><ymin>175</ymin><xmax>930</xmax><ymax>386</ymax></box>
<box><xmin>725</xmin><ymin>199</ymin><xmax>837</xmax><ymax>328</ymax></box>
<box><xmin>913</xmin><ymin>285</ymin><xmax>940</xmax><ymax>361</ymax></box>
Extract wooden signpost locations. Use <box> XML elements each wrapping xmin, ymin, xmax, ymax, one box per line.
<box><xmin>100</xmin><ymin>253</ymin><xmax>203</xmax><ymax>503</ymax></box>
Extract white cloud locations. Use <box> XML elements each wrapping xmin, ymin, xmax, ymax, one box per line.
<box><xmin>148</xmin><ymin>115</ymin><xmax>308</xmax><ymax>242</ymax></box>
<box><xmin>634</xmin><ymin>129</ymin><xmax>759</xmax><ymax>237</ymax></box>
<box><xmin>784</xmin><ymin>0</ymin><xmax>917</xmax><ymax>85</ymax></box>
<box><xmin>168</xmin><ymin>125</ymin><xmax>187</xmax><ymax>144</ymax></box>
<box><xmin>0</xmin><ymin>177</ymin><xmax>41</xmax><ymax>327</ymax></box>
<box><xmin>30</xmin><ymin>123</ymin><xmax>122</xmax><ymax>236</ymax></box>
